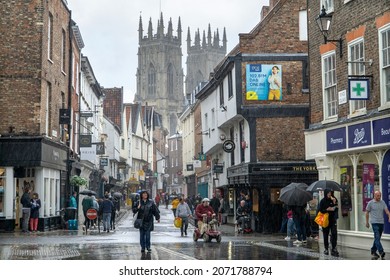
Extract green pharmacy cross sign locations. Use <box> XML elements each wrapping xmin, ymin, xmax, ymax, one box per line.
<box><xmin>349</xmin><ymin>79</ymin><xmax>369</xmax><ymax>100</ymax></box>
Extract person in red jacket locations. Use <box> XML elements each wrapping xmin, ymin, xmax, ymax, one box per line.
<box><xmin>195</xmin><ymin>198</ymin><xmax>215</xmax><ymax>232</ymax></box>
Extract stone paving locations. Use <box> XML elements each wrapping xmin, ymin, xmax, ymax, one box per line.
<box><xmin>0</xmin><ymin>206</ymin><xmax>375</xmax><ymax>260</ymax></box>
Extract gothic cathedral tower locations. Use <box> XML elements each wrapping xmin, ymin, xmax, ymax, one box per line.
<box><xmin>185</xmin><ymin>24</ymin><xmax>227</xmax><ymax>102</ymax></box>
<box><xmin>134</xmin><ymin>13</ymin><xmax>184</xmax><ymax>135</ymax></box>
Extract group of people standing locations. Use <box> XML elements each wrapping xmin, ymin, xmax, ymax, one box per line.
<box><xmin>282</xmin><ymin>188</ymin><xmax>390</xmax><ymax>259</ymax></box>
<box><xmin>20</xmin><ymin>186</ymin><xmax>41</xmax><ymax>233</ymax></box>
<box><xmin>81</xmin><ymin>191</ymin><xmax>120</xmax><ymax>232</ymax></box>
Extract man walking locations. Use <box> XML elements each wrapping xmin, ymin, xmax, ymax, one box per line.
<box><xmin>366</xmin><ymin>191</ymin><xmax>390</xmax><ymax>260</ymax></box>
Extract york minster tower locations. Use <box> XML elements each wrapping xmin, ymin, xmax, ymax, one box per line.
<box><xmin>185</xmin><ymin>25</ymin><xmax>227</xmax><ymax>103</ymax></box>
<box><xmin>134</xmin><ymin>13</ymin><xmax>185</xmax><ymax>135</ymax></box>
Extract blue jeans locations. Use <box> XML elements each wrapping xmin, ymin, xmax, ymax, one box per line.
<box><xmin>287</xmin><ymin>218</ymin><xmax>296</xmax><ymax>237</ymax></box>
<box><xmin>140</xmin><ymin>228</ymin><xmax>151</xmax><ymax>250</ymax></box>
<box><xmin>293</xmin><ymin>217</ymin><xmax>306</xmax><ymax>241</ymax></box>
<box><xmin>371</xmin><ymin>223</ymin><xmax>384</xmax><ymax>254</ymax></box>
<box><xmin>102</xmin><ymin>212</ymin><xmax>111</xmax><ymax>231</ymax></box>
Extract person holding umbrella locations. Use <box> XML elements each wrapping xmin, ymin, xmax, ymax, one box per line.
<box><xmin>291</xmin><ymin>204</ymin><xmax>307</xmax><ymax>245</ymax></box>
<box><xmin>318</xmin><ymin>189</ymin><xmax>339</xmax><ymax>256</ymax></box>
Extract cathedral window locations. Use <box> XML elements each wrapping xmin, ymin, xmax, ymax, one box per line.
<box><xmin>167</xmin><ymin>64</ymin><xmax>174</xmax><ymax>96</ymax></box>
<box><xmin>148</xmin><ymin>64</ymin><xmax>156</xmax><ymax>96</ymax></box>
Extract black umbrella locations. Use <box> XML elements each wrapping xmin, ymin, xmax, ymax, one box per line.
<box><xmin>306</xmin><ymin>180</ymin><xmax>342</xmax><ymax>192</ymax></box>
<box><xmin>279</xmin><ymin>182</ymin><xmax>312</xmax><ymax>206</ymax></box>
<box><xmin>79</xmin><ymin>189</ymin><xmax>97</xmax><ymax>196</ymax></box>
<box><xmin>112</xmin><ymin>192</ymin><xmax>122</xmax><ymax>199</ymax></box>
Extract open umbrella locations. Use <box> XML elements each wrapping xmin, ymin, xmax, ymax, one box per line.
<box><xmin>112</xmin><ymin>192</ymin><xmax>122</xmax><ymax>199</ymax></box>
<box><xmin>306</xmin><ymin>180</ymin><xmax>342</xmax><ymax>192</ymax></box>
<box><xmin>279</xmin><ymin>182</ymin><xmax>312</xmax><ymax>206</ymax></box>
<box><xmin>79</xmin><ymin>189</ymin><xmax>97</xmax><ymax>196</ymax></box>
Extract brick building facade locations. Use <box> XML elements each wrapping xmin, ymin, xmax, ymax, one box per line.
<box><xmin>305</xmin><ymin>0</ymin><xmax>390</xmax><ymax>250</ymax></box>
<box><xmin>196</xmin><ymin>0</ymin><xmax>318</xmax><ymax>232</ymax></box>
<box><xmin>0</xmin><ymin>0</ymin><xmax>82</xmax><ymax>231</ymax></box>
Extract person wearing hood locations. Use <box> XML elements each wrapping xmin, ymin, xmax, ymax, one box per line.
<box><xmin>318</xmin><ymin>189</ymin><xmax>339</xmax><ymax>256</ymax></box>
<box><xmin>132</xmin><ymin>190</ymin><xmax>160</xmax><ymax>253</ymax></box>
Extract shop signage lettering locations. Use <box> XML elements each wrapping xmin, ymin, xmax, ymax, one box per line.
<box><xmin>326</xmin><ymin>127</ymin><xmax>346</xmax><ymax>151</ymax></box>
<box><xmin>292</xmin><ymin>166</ymin><xmax>317</xmax><ymax>171</ymax></box>
<box><xmin>348</xmin><ymin>121</ymin><xmax>371</xmax><ymax>148</ymax></box>
<box><xmin>373</xmin><ymin>117</ymin><xmax>390</xmax><ymax>145</ymax></box>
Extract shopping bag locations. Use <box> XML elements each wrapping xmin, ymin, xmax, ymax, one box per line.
<box><xmin>314</xmin><ymin>212</ymin><xmax>329</xmax><ymax>228</ymax></box>
<box><xmin>174</xmin><ymin>217</ymin><xmax>182</xmax><ymax>228</ymax></box>
<box><xmin>134</xmin><ymin>219</ymin><xmax>143</xmax><ymax>229</ymax></box>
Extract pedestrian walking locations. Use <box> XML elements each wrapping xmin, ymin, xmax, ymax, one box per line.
<box><xmin>291</xmin><ymin>204</ymin><xmax>307</xmax><ymax>245</ymax></box>
<box><xmin>29</xmin><ymin>192</ymin><xmax>41</xmax><ymax>232</ymax></box>
<box><xmin>284</xmin><ymin>209</ymin><xmax>296</xmax><ymax>240</ymax></box>
<box><xmin>81</xmin><ymin>193</ymin><xmax>94</xmax><ymax>231</ymax></box>
<box><xmin>132</xmin><ymin>190</ymin><xmax>160</xmax><ymax>253</ymax></box>
<box><xmin>20</xmin><ymin>186</ymin><xmax>32</xmax><ymax>233</ymax></box>
<box><xmin>176</xmin><ymin>197</ymin><xmax>192</xmax><ymax>236</ymax></box>
<box><xmin>365</xmin><ymin>191</ymin><xmax>390</xmax><ymax>260</ymax></box>
<box><xmin>91</xmin><ymin>195</ymin><xmax>99</xmax><ymax>229</ymax></box>
<box><xmin>164</xmin><ymin>193</ymin><xmax>169</xmax><ymax>209</ymax></box>
<box><xmin>210</xmin><ymin>193</ymin><xmax>221</xmax><ymax>217</ymax></box>
<box><xmin>171</xmin><ymin>196</ymin><xmax>180</xmax><ymax>217</ymax></box>
<box><xmin>100</xmin><ymin>194</ymin><xmax>114</xmax><ymax>232</ymax></box>
<box><xmin>318</xmin><ymin>189</ymin><xmax>339</xmax><ymax>256</ymax></box>
<box><xmin>110</xmin><ymin>196</ymin><xmax>119</xmax><ymax>230</ymax></box>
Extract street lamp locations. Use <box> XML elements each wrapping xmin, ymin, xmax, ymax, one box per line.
<box><xmin>315</xmin><ymin>5</ymin><xmax>343</xmax><ymax>57</ymax></box>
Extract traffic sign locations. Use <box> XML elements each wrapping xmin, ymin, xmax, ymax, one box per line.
<box><xmin>86</xmin><ymin>208</ymin><xmax>98</xmax><ymax>220</ymax></box>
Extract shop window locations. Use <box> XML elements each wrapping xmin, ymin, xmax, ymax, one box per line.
<box><xmin>337</xmin><ymin>163</ymin><xmax>379</xmax><ymax>232</ymax></box>
<box><xmin>0</xmin><ymin>168</ymin><xmax>5</xmax><ymax>215</ymax></box>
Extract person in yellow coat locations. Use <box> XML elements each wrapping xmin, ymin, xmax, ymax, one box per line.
<box><xmin>171</xmin><ymin>196</ymin><xmax>180</xmax><ymax>217</ymax></box>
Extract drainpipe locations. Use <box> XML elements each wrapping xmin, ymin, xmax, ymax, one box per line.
<box><xmin>66</xmin><ymin>14</ymin><xmax>74</xmax><ymax>205</ymax></box>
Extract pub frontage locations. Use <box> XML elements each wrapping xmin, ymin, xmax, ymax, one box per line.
<box><xmin>227</xmin><ymin>161</ymin><xmax>318</xmax><ymax>233</ymax></box>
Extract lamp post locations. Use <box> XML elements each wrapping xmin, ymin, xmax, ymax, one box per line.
<box><xmin>315</xmin><ymin>6</ymin><xmax>343</xmax><ymax>57</ymax></box>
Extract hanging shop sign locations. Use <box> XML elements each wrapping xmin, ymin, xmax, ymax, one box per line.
<box><xmin>349</xmin><ymin>79</ymin><xmax>369</xmax><ymax>100</ymax></box>
<box><xmin>223</xmin><ymin>140</ymin><xmax>235</xmax><ymax>153</ymax></box>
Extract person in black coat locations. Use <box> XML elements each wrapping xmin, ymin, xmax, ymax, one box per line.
<box><xmin>318</xmin><ymin>189</ymin><xmax>339</xmax><ymax>256</ymax></box>
<box><xmin>132</xmin><ymin>190</ymin><xmax>160</xmax><ymax>253</ymax></box>
<box><xmin>100</xmin><ymin>194</ymin><xmax>114</xmax><ymax>232</ymax></box>
<box><xmin>20</xmin><ymin>187</ymin><xmax>32</xmax><ymax>233</ymax></box>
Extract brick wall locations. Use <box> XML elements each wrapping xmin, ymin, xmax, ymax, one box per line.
<box><xmin>237</xmin><ymin>0</ymin><xmax>309</xmax><ymax>162</ymax></box>
<box><xmin>0</xmin><ymin>0</ymin><xmax>71</xmax><ymax>140</ymax></box>
<box><xmin>256</xmin><ymin>116</ymin><xmax>306</xmax><ymax>161</ymax></box>
<box><xmin>308</xmin><ymin>0</ymin><xmax>390</xmax><ymax>124</ymax></box>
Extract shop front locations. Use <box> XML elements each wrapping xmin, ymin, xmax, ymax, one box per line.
<box><xmin>227</xmin><ymin>161</ymin><xmax>318</xmax><ymax>233</ymax></box>
<box><xmin>0</xmin><ymin>137</ymin><xmax>68</xmax><ymax>232</ymax></box>
<box><xmin>310</xmin><ymin>116</ymin><xmax>390</xmax><ymax>250</ymax></box>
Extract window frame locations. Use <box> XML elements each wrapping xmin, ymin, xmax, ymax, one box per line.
<box><xmin>321</xmin><ymin>51</ymin><xmax>338</xmax><ymax>122</ymax></box>
<box><xmin>320</xmin><ymin>0</ymin><xmax>334</xmax><ymax>14</ymax></box>
<box><xmin>378</xmin><ymin>23</ymin><xmax>390</xmax><ymax>110</ymax></box>
<box><xmin>348</xmin><ymin>38</ymin><xmax>366</xmax><ymax>116</ymax></box>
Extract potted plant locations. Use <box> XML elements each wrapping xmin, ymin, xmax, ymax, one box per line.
<box><xmin>70</xmin><ymin>175</ymin><xmax>87</xmax><ymax>188</ymax></box>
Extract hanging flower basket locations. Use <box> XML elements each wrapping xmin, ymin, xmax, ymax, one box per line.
<box><xmin>70</xmin><ymin>175</ymin><xmax>88</xmax><ymax>187</ymax></box>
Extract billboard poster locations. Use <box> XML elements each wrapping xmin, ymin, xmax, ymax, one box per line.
<box><xmin>246</xmin><ymin>64</ymin><xmax>282</xmax><ymax>101</ymax></box>
<box><xmin>362</xmin><ymin>163</ymin><xmax>375</xmax><ymax>211</ymax></box>
<box><xmin>382</xmin><ymin>150</ymin><xmax>390</xmax><ymax>234</ymax></box>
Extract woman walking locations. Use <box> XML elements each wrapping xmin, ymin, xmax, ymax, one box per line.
<box><xmin>176</xmin><ymin>197</ymin><xmax>192</xmax><ymax>236</ymax></box>
<box><xmin>132</xmin><ymin>190</ymin><xmax>160</xmax><ymax>253</ymax></box>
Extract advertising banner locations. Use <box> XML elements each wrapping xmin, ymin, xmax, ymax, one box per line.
<box><xmin>246</xmin><ymin>64</ymin><xmax>282</xmax><ymax>101</ymax></box>
<box><xmin>362</xmin><ymin>163</ymin><xmax>375</xmax><ymax>211</ymax></box>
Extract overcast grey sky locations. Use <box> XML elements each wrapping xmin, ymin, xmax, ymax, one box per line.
<box><xmin>67</xmin><ymin>0</ymin><xmax>268</xmax><ymax>102</ymax></box>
